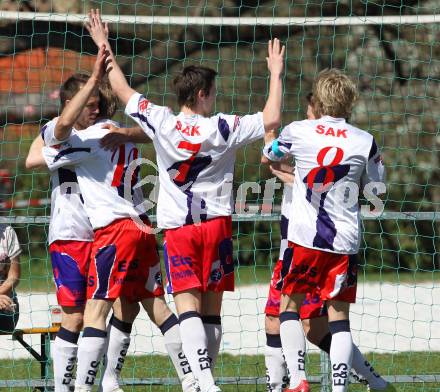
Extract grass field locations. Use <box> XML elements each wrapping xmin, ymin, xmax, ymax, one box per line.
<box><xmin>18</xmin><ymin>253</ymin><xmax>440</xmax><ymax>292</ymax></box>
<box><xmin>0</xmin><ymin>352</ymin><xmax>439</xmax><ymax>391</ymax></box>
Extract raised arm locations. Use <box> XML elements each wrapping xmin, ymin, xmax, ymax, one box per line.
<box><xmin>86</xmin><ymin>9</ymin><xmax>136</xmax><ymax>106</ymax></box>
<box><xmin>54</xmin><ymin>45</ymin><xmax>108</xmax><ymax>140</ymax></box>
<box><xmin>263</xmin><ymin>39</ymin><xmax>285</xmax><ymax>132</ymax></box>
<box><xmin>25</xmin><ymin>135</ymin><xmax>46</xmax><ymax>169</ymax></box>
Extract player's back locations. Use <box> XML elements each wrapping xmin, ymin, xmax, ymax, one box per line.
<box><xmin>125</xmin><ymin>93</ymin><xmax>264</xmax><ymax>228</ymax></box>
<box><xmin>283</xmin><ymin>116</ymin><xmax>379</xmax><ymax>254</ymax></box>
<box><xmin>157</xmin><ymin>111</ymin><xmax>264</xmax><ymax>227</ymax></box>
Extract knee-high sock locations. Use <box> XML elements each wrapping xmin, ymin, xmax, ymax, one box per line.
<box><xmin>318</xmin><ymin>333</ymin><xmax>387</xmax><ymax>389</ymax></box>
<box><xmin>179</xmin><ymin>311</ymin><xmax>216</xmax><ymax>392</ymax></box>
<box><xmin>279</xmin><ymin>312</ymin><xmax>306</xmax><ymax>388</ymax></box>
<box><xmin>265</xmin><ymin>333</ymin><xmax>288</xmax><ymax>392</ymax></box>
<box><xmin>75</xmin><ymin>327</ymin><xmax>107</xmax><ymax>391</ymax></box>
<box><xmin>99</xmin><ymin>315</ymin><xmax>132</xmax><ymax>392</ymax></box>
<box><xmin>329</xmin><ymin>320</ymin><xmax>353</xmax><ymax>392</ymax></box>
<box><xmin>202</xmin><ymin>315</ymin><xmax>222</xmax><ymax>370</ymax></box>
<box><xmin>160</xmin><ymin>314</ymin><xmax>197</xmax><ymax>392</ymax></box>
<box><xmin>53</xmin><ymin>327</ymin><xmax>80</xmax><ymax>391</ymax></box>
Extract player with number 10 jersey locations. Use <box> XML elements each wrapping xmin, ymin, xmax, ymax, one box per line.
<box><xmin>42</xmin><ymin>121</ymin><xmax>163</xmax><ymax>302</ymax></box>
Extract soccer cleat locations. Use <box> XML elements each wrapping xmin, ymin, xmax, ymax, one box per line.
<box><xmin>206</xmin><ymin>386</ymin><xmax>222</xmax><ymax>392</ymax></box>
<box><xmin>284</xmin><ymin>380</ymin><xmax>310</xmax><ymax>392</ymax></box>
<box><xmin>181</xmin><ymin>376</ymin><xmax>201</xmax><ymax>392</ymax></box>
<box><xmin>367</xmin><ymin>382</ymin><xmax>397</xmax><ymax>392</ymax></box>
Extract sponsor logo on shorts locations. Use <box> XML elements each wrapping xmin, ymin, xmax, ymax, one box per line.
<box><xmin>170</xmin><ymin>255</ymin><xmax>193</xmax><ymax>267</ymax></box>
<box><xmin>171</xmin><ymin>269</ymin><xmax>195</xmax><ymax>280</ymax></box>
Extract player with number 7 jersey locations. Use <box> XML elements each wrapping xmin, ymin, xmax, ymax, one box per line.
<box><xmin>86</xmin><ymin>8</ymin><xmax>285</xmax><ymax>392</ymax></box>
<box><xmin>263</xmin><ymin>69</ymin><xmax>387</xmax><ymax>392</ymax></box>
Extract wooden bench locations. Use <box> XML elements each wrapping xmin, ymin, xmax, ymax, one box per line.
<box><xmin>0</xmin><ymin>326</ymin><xmax>60</xmax><ymax>391</ymax></box>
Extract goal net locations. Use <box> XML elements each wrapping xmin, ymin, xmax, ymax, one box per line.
<box><xmin>0</xmin><ymin>1</ymin><xmax>438</xmax><ymax>391</ymax></box>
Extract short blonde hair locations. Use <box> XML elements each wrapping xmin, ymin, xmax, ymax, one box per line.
<box><xmin>312</xmin><ymin>69</ymin><xmax>358</xmax><ymax>119</ymax></box>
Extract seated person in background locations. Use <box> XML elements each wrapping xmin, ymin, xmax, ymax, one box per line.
<box><xmin>0</xmin><ymin>224</ymin><xmax>21</xmax><ymax>333</ymax></box>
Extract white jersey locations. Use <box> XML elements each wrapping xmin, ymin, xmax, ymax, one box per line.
<box><xmin>278</xmin><ymin>184</ymin><xmax>292</xmax><ymax>261</ymax></box>
<box><xmin>42</xmin><ymin>120</ymin><xmax>145</xmax><ymax>230</ymax></box>
<box><xmin>264</xmin><ymin>116</ymin><xmax>385</xmax><ymax>254</ymax></box>
<box><xmin>0</xmin><ymin>224</ymin><xmax>22</xmax><ymax>284</ymax></box>
<box><xmin>125</xmin><ymin>92</ymin><xmax>264</xmax><ymax>229</ymax></box>
<box><xmin>41</xmin><ymin>119</ymin><xmax>94</xmax><ymax>244</ymax></box>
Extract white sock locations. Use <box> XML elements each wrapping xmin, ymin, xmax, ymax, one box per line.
<box><xmin>179</xmin><ymin>312</ymin><xmax>216</xmax><ymax>392</ymax></box>
<box><xmin>351</xmin><ymin>345</ymin><xmax>387</xmax><ymax>389</ymax></box>
<box><xmin>329</xmin><ymin>321</ymin><xmax>353</xmax><ymax>392</ymax></box>
<box><xmin>160</xmin><ymin>314</ymin><xmax>197</xmax><ymax>392</ymax></box>
<box><xmin>99</xmin><ymin>316</ymin><xmax>131</xmax><ymax>392</ymax></box>
<box><xmin>53</xmin><ymin>328</ymin><xmax>80</xmax><ymax>391</ymax></box>
<box><xmin>202</xmin><ymin>315</ymin><xmax>222</xmax><ymax>370</ymax></box>
<box><xmin>279</xmin><ymin>312</ymin><xmax>306</xmax><ymax>388</ymax></box>
<box><xmin>265</xmin><ymin>334</ymin><xmax>288</xmax><ymax>392</ymax></box>
<box><xmin>75</xmin><ymin>327</ymin><xmax>108</xmax><ymax>391</ymax></box>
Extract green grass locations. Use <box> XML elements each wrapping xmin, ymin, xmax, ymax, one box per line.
<box><xmin>19</xmin><ymin>254</ymin><xmax>54</xmax><ymax>292</ymax></box>
<box><xmin>0</xmin><ymin>353</ymin><xmax>439</xmax><ymax>391</ymax></box>
<box><xmin>16</xmin><ymin>254</ymin><xmax>440</xmax><ymax>294</ymax></box>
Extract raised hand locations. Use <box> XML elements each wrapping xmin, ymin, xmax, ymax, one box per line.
<box><xmin>266</xmin><ymin>38</ymin><xmax>286</xmax><ymax>76</ymax></box>
<box><xmin>91</xmin><ymin>44</ymin><xmax>109</xmax><ymax>82</ymax></box>
<box><xmin>85</xmin><ymin>8</ymin><xmax>109</xmax><ymax>48</ymax></box>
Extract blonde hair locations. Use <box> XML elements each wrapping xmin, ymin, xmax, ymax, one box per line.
<box><xmin>312</xmin><ymin>69</ymin><xmax>358</xmax><ymax>119</ymax></box>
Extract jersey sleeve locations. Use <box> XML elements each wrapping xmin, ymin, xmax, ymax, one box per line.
<box><xmin>222</xmin><ymin>112</ymin><xmax>264</xmax><ymax>148</ymax></box>
<box><xmin>5</xmin><ymin>226</ymin><xmax>21</xmax><ymax>259</ymax></box>
<box><xmin>262</xmin><ymin>125</ymin><xmax>294</xmax><ymax>162</ymax></box>
<box><xmin>361</xmin><ymin>138</ymin><xmax>385</xmax><ymax>186</ymax></box>
<box><xmin>42</xmin><ymin>133</ymin><xmax>99</xmax><ymax>171</ymax></box>
<box><xmin>125</xmin><ymin>92</ymin><xmax>172</xmax><ymax>140</ymax></box>
<box><xmin>40</xmin><ymin>118</ymin><xmax>63</xmax><ymax>147</ymax></box>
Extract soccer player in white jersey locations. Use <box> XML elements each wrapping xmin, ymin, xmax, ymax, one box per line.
<box><xmin>26</xmin><ymin>69</ymin><xmax>145</xmax><ymax>391</ymax></box>
<box><xmin>27</xmin><ymin>56</ymin><xmax>196</xmax><ymax>391</ymax></box>
<box><xmin>264</xmin><ymin>95</ymin><xmax>393</xmax><ymax>392</ymax></box>
<box><xmin>85</xmin><ymin>9</ymin><xmax>284</xmax><ymax>392</ymax></box>
<box><xmin>26</xmin><ymin>69</ymin><xmax>122</xmax><ymax>391</ymax></box>
<box><xmin>39</xmin><ymin>47</ymin><xmax>197</xmax><ymax>392</ymax></box>
<box><xmin>263</xmin><ymin>69</ymin><xmax>387</xmax><ymax>392</ymax></box>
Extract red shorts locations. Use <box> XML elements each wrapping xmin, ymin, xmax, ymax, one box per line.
<box><xmin>50</xmin><ymin>240</ymin><xmax>92</xmax><ymax>307</ymax></box>
<box><xmin>282</xmin><ymin>242</ymin><xmax>358</xmax><ymax>303</ymax></box>
<box><xmin>163</xmin><ymin>216</ymin><xmax>234</xmax><ymax>294</ymax></box>
<box><xmin>265</xmin><ymin>259</ymin><xmax>326</xmax><ymax>319</ymax></box>
<box><xmin>87</xmin><ymin>218</ymin><xmax>164</xmax><ymax>302</ymax></box>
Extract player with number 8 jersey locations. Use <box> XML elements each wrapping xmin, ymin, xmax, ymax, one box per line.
<box><xmin>263</xmin><ymin>69</ymin><xmax>386</xmax><ymax>392</ymax></box>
